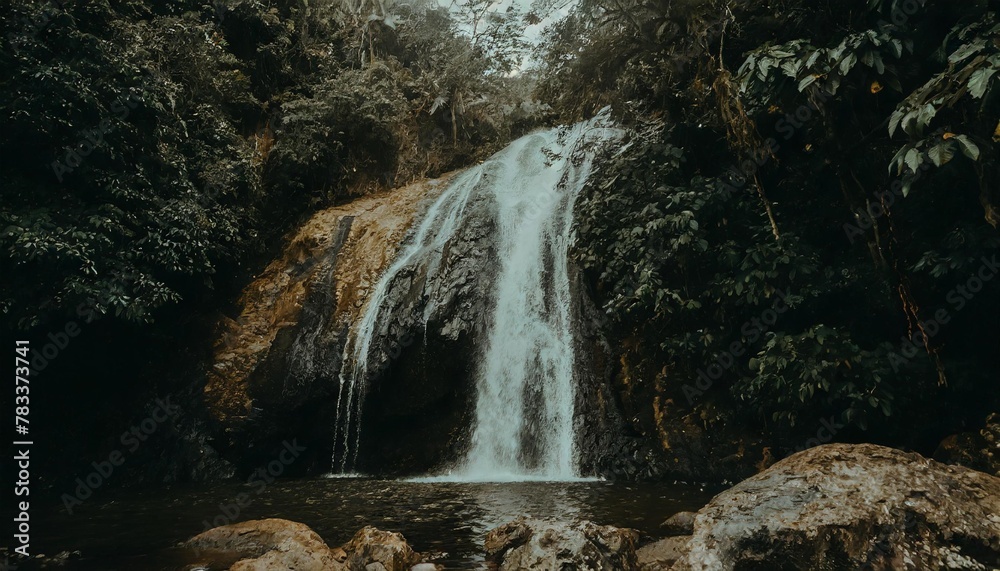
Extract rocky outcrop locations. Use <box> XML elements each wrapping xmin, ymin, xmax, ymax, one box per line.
<box><xmin>182</xmin><ymin>518</ymin><xmax>422</xmax><ymax>571</ymax></box>
<box><xmin>203</xmin><ymin>177</ymin><xmax>454</xmax><ymax>471</ymax></box>
<box><xmin>340</xmin><ymin>526</ymin><xmax>421</xmax><ymax>571</ymax></box>
<box><xmin>203</xmin><ymin>125</ymin><xmax>640</xmax><ymax>478</ymax></box>
<box><xmin>659</xmin><ymin>512</ymin><xmax>695</xmax><ymax>537</ymax></box>
<box><xmin>571</xmin><ymin>266</ymin><xmax>647</xmax><ymax>480</ymax></box>
<box><xmin>668</xmin><ymin>443</ymin><xmax>1000</xmax><ymax>571</ymax></box>
<box><xmin>183</xmin><ymin>518</ymin><xmax>343</xmax><ymax>570</ymax></box>
<box><xmin>348</xmin><ymin>176</ymin><xmax>498</xmax><ymax>474</ymax></box>
<box><xmin>484</xmin><ymin>518</ymin><xmax>639</xmax><ymax>571</ymax></box>
<box><xmin>637</xmin><ymin>537</ymin><xmax>689</xmax><ymax>571</ymax></box>
<box><xmin>935</xmin><ymin>412</ymin><xmax>1000</xmax><ymax>478</ymax></box>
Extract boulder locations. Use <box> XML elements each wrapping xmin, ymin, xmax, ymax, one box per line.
<box><xmin>670</xmin><ymin>443</ymin><xmax>1000</xmax><ymax>571</ymax></box>
<box><xmin>935</xmin><ymin>412</ymin><xmax>1000</xmax><ymax>477</ymax></box>
<box><xmin>659</xmin><ymin>512</ymin><xmax>696</xmax><ymax>537</ymax></box>
<box><xmin>342</xmin><ymin>526</ymin><xmax>421</xmax><ymax>571</ymax></box>
<box><xmin>484</xmin><ymin>518</ymin><xmax>639</xmax><ymax>571</ymax></box>
<box><xmin>182</xmin><ymin>519</ymin><xmax>422</xmax><ymax>571</ymax></box>
<box><xmin>183</xmin><ymin>518</ymin><xmax>344</xmax><ymax>571</ymax></box>
<box><xmin>636</xmin><ymin>536</ymin><xmax>689</xmax><ymax>570</ymax></box>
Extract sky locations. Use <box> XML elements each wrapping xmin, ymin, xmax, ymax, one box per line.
<box><xmin>439</xmin><ymin>0</ymin><xmax>576</xmax><ymax>41</ymax></box>
<box><xmin>495</xmin><ymin>0</ymin><xmax>575</xmax><ymax>43</ymax></box>
<box><xmin>442</xmin><ymin>0</ymin><xmax>577</xmax><ymax>69</ymax></box>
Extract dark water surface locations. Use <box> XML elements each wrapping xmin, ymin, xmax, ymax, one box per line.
<box><xmin>30</xmin><ymin>478</ymin><xmax>716</xmax><ymax>570</ymax></box>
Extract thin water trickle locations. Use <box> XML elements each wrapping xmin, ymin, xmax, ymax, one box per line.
<box><xmin>332</xmin><ymin>113</ymin><xmax>622</xmax><ymax>480</ymax></box>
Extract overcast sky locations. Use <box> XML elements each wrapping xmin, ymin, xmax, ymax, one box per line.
<box><xmin>442</xmin><ymin>0</ymin><xmax>576</xmax><ymax>70</ymax></box>
<box><xmin>441</xmin><ymin>0</ymin><xmax>575</xmax><ymax>42</ymax></box>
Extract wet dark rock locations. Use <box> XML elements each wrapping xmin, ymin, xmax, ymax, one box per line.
<box><xmin>934</xmin><ymin>412</ymin><xmax>1000</xmax><ymax>477</ymax></box>
<box><xmin>588</xmin><ymin>323</ymin><xmax>767</xmax><ymax>482</ymax></box>
<box><xmin>659</xmin><ymin>511</ymin><xmax>696</xmax><ymax>536</ymax></box>
<box><xmin>571</xmin><ymin>262</ymin><xmax>643</xmax><ymax>480</ymax></box>
<box><xmin>203</xmin><ymin>179</ymin><xmax>455</xmax><ymax>475</ymax></box>
<box><xmin>485</xmin><ymin>518</ymin><xmax>639</xmax><ymax>571</ymax></box>
<box><xmin>671</xmin><ymin>443</ymin><xmax>1000</xmax><ymax>571</ymax></box>
<box><xmin>34</xmin><ymin>550</ymin><xmax>83</xmax><ymax>568</ymax></box>
<box><xmin>355</xmin><ymin>191</ymin><xmax>497</xmax><ymax>475</ymax></box>
<box><xmin>124</xmin><ymin>397</ymin><xmax>237</xmax><ymax>485</ymax></box>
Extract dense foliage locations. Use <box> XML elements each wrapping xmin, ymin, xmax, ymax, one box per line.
<box><xmin>1</xmin><ymin>0</ymin><xmax>535</xmax><ymax>329</ymax></box>
<box><xmin>543</xmin><ymin>0</ymin><xmax>1000</xmax><ymax>453</ymax></box>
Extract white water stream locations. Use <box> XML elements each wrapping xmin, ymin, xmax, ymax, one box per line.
<box><xmin>332</xmin><ymin>114</ymin><xmax>620</xmax><ymax>481</ymax></box>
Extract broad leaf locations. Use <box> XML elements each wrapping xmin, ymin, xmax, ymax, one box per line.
<box><xmin>968</xmin><ymin>67</ymin><xmax>997</xmax><ymax>99</ymax></box>
<box><xmin>927</xmin><ymin>143</ymin><xmax>955</xmax><ymax>166</ymax></box>
<box><xmin>954</xmin><ymin>135</ymin><xmax>980</xmax><ymax>160</ymax></box>
<box><xmin>889</xmin><ymin>109</ymin><xmax>904</xmax><ymax>137</ymax></box>
<box><xmin>904</xmin><ymin>148</ymin><xmax>921</xmax><ymax>173</ymax></box>
<box><xmin>798</xmin><ymin>74</ymin><xmax>819</xmax><ymax>91</ymax></box>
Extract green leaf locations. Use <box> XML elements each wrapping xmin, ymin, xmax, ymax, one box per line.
<box><xmin>904</xmin><ymin>148</ymin><xmax>921</xmax><ymax>173</ymax></box>
<box><xmin>861</xmin><ymin>50</ymin><xmax>875</xmax><ymax>68</ymax></box>
<box><xmin>890</xmin><ymin>39</ymin><xmax>903</xmax><ymax>58</ymax></box>
<box><xmin>954</xmin><ymin>135</ymin><xmax>980</xmax><ymax>161</ymax></box>
<box><xmin>806</xmin><ymin>50</ymin><xmax>821</xmax><ymax>68</ymax></box>
<box><xmin>916</xmin><ymin>103</ymin><xmax>938</xmax><ymax>132</ymax></box>
<box><xmin>968</xmin><ymin>67</ymin><xmax>997</xmax><ymax>99</ymax></box>
<box><xmin>889</xmin><ymin>145</ymin><xmax>907</xmax><ymax>175</ymax></box>
<box><xmin>881</xmin><ymin>401</ymin><xmax>892</xmax><ymax>417</ymax></box>
<box><xmin>901</xmin><ymin>110</ymin><xmax>920</xmax><ymax>136</ymax></box>
<box><xmin>840</xmin><ymin>52</ymin><xmax>858</xmax><ymax>76</ymax></box>
<box><xmin>888</xmin><ymin>109</ymin><xmax>904</xmax><ymax>137</ymax></box>
<box><xmin>798</xmin><ymin>74</ymin><xmax>819</xmax><ymax>92</ymax></box>
<box><xmin>781</xmin><ymin>58</ymin><xmax>803</xmax><ymax>78</ymax></box>
<box><xmin>927</xmin><ymin>143</ymin><xmax>954</xmax><ymax>167</ymax></box>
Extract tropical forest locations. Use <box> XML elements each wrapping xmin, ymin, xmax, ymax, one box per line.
<box><xmin>2</xmin><ymin>0</ymin><xmax>1000</xmax><ymax>569</ymax></box>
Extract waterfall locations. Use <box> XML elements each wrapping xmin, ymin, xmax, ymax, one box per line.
<box><xmin>331</xmin><ymin>167</ymin><xmax>484</xmax><ymax>474</ymax></box>
<box><xmin>331</xmin><ymin>113</ymin><xmax>621</xmax><ymax>480</ymax></box>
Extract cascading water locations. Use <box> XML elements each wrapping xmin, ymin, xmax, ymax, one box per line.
<box><xmin>331</xmin><ymin>113</ymin><xmax>621</xmax><ymax>480</ymax></box>
<box><xmin>331</xmin><ymin>167</ymin><xmax>484</xmax><ymax>474</ymax></box>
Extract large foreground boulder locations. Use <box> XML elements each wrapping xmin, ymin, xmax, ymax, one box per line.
<box><xmin>671</xmin><ymin>443</ymin><xmax>1000</xmax><ymax>570</ymax></box>
<box><xmin>485</xmin><ymin>518</ymin><xmax>639</xmax><ymax>570</ymax></box>
<box><xmin>182</xmin><ymin>518</ymin><xmax>421</xmax><ymax>571</ymax></box>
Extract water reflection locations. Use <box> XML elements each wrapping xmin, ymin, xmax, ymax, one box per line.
<box><xmin>32</xmin><ymin>478</ymin><xmax>714</xmax><ymax>571</ymax></box>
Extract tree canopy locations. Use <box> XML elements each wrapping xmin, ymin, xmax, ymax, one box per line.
<box><xmin>1</xmin><ymin>0</ymin><xmax>538</xmax><ymax>329</ymax></box>
<box><xmin>535</xmin><ymin>0</ymin><xmax>1000</xmax><ymax>451</ymax></box>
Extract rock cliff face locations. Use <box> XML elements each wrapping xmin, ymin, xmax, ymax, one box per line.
<box><xmin>202</xmin><ymin>120</ymin><xmax>642</xmax><ymax>479</ymax></box>
<box><xmin>346</xmin><ymin>178</ymin><xmax>499</xmax><ymax>474</ymax></box>
<box><xmin>203</xmin><ymin>176</ymin><xmax>454</xmax><ymax>472</ymax></box>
